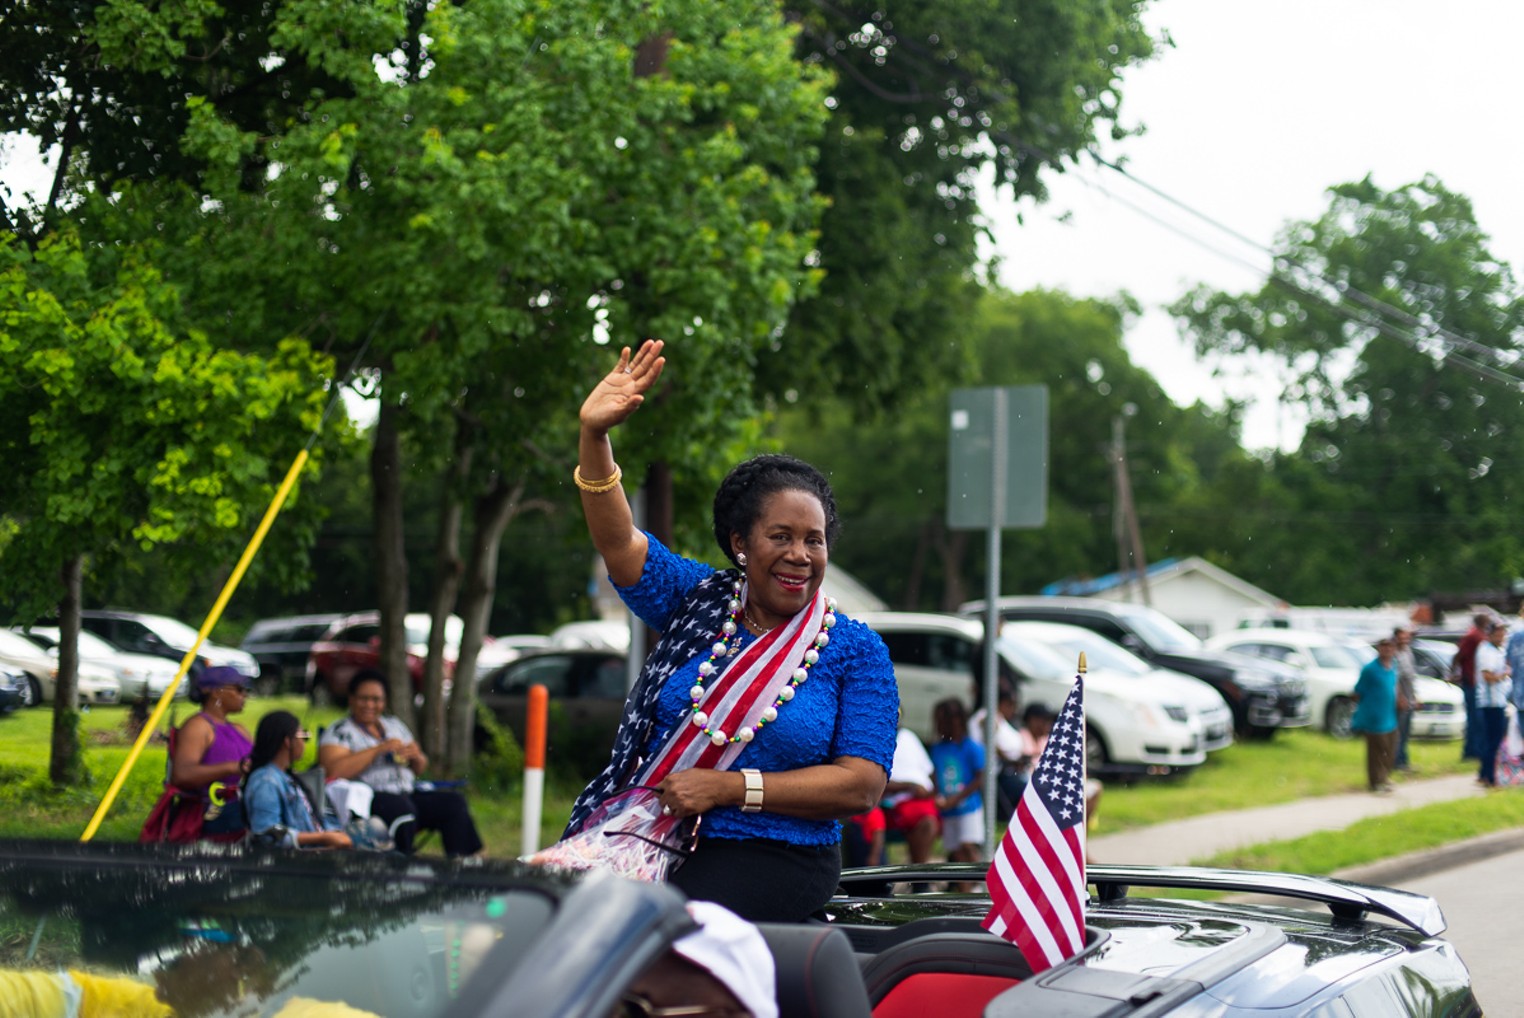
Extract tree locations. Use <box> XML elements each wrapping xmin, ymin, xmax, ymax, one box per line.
<box><xmin>775</xmin><ymin>286</ymin><xmax>1246</xmax><ymax>607</ymax></box>
<box><xmin>0</xmin><ymin>227</ymin><xmax>331</xmax><ymax>783</ymax></box>
<box><xmin>15</xmin><ymin>0</ymin><xmax>831</xmax><ymax>771</ymax></box>
<box><xmin>774</xmin><ymin>0</ymin><xmax>1159</xmax><ymax>413</ymax></box>
<box><xmin>1172</xmin><ymin>175</ymin><xmax>1524</xmax><ymax>604</ymax></box>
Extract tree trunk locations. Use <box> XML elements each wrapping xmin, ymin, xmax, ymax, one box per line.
<box><xmin>372</xmin><ymin>400</ymin><xmax>415</xmax><ymax>729</ymax></box>
<box><xmin>904</xmin><ymin>519</ymin><xmax>931</xmax><ymax>609</ymax></box>
<box><xmin>645</xmin><ymin>460</ymin><xmax>674</xmax><ymax>549</ymax></box>
<box><xmin>50</xmin><ymin>555</ymin><xmax>86</xmax><ymax>786</ymax></box>
<box><xmin>422</xmin><ymin>422</ymin><xmax>473</xmax><ymax>759</ymax></box>
<box><xmin>445</xmin><ymin>474</ymin><xmax>527</xmax><ymax>775</ymax></box>
<box><xmin>937</xmin><ymin>524</ymin><xmax>971</xmax><ymax>612</ymax></box>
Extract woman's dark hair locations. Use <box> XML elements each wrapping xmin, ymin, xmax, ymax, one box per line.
<box><xmin>348</xmin><ymin>672</ymin><xmax>387</xmax><ymax>702</ymax></box>
<box><xmin>248</xmin><ymin>710</ymin><xmax>301</xmax><ymax>773</ymax></box>
<box><xmin>711</xmin><ymin>454</ymin><xmax>841</xmax><ymax>565</ymax></box>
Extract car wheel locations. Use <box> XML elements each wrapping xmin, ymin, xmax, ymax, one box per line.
<box><xmin>254</xmin><ymin>668</ymin><xmax>280</xmax><ymax>698</ymax></box>
<box><xmin>20</xmin><ymin>676</ymin><xmax>41</xmax><ymax>708</ymax></box>
<box><xmin>1325</xmin><ymin>697</ymin><xmax>1355</xmax><ymax>740</ymax></box>
<box><xmin>1085</xmin><ymin>724</ymin><xmax>1109</xmax><ymax>774</ymax></box>
<box><xmin>309</xmin><ymin>680</ymin><xmax>335</xmax><ymax>708</ymax></box>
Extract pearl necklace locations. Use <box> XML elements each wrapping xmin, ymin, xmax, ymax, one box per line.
<box><xmin>689</xmin><ymin>578</ymin><xmax>836</xmax><ymax>746</ymax></box>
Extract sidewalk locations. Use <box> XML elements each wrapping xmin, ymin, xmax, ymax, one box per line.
<box><xmin>1089</xmin><ymin>773</ymin><xmax>1487</xmax><ymax>868</ymax></box>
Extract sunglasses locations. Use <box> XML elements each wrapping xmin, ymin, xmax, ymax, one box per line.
<box><xmin>617</xmin><ymin>995</ymin><xmax>741</xmax><ymax>1018</ymax></box>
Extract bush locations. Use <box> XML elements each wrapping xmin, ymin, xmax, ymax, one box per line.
<box><xmin>471</xmin><ymin>705</ymin><xmax>524</xmax><ymax>793</ymax></box>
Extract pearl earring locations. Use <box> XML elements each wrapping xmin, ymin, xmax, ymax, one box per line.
<box><xmin>737</xmin><ymin>553</ymin><xmax>748</xmax><ymax>567</ymax></box>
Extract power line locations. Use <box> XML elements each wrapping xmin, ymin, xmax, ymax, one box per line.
<box><xmin>1085</xmin><ymin>149</ymin><xmax>1521</xmax><ymax>380</ymax></box>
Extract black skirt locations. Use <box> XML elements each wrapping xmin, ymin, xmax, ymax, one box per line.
<box><xmin>669</xmin><ymin>836</ymin><xmax>841</xmax><ymax>923</ymax></box>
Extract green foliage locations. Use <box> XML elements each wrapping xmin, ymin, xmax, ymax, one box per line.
<box><xmin>0</xmin><ymin>229</ymin><xmax>334</xmax><ymax>624</ymax></box>
<box><xmin>470</xmin><ymin>704</ymin><xmax>524</xmax><ymax>793</ymax></box>
<box><xmin>775</xmin><ymin>286</ymin><xmax>1260</xmax><ymax>608</ymax></box>
<box><xmin>778</xmin><ymin>0</ymin><xmax>1159</xmax><ymax>412</ymax></box>
<box><xmin>1172</xmin><ymin>175</ymin><xmax>1524</xmax><ymax>604</ymax></box>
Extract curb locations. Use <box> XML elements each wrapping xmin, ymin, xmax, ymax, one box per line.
<box><xmin>1329</xmin><ymin>827</ymin><xmax>1524</xmax><ymax>887</ymax></box>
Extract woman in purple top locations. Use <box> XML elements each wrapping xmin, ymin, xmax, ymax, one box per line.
<box><xmin>171</xmin><ymin>665</ymin><xmax>254</xmax><ymax>840</ymax></box>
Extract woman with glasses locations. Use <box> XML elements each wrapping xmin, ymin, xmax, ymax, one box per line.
<box><xmin>169</xmin><ymin>664</ymin><xmax>255</xmax><ymax>842</ymax></box>
<box><xmin>244</xmin><ymin>710</ymin><xmax>353</xmax><ymax>849</ymax></box>
<box><xmin>318</xmin><ymin>674</ymin><xmax>483</xmax><ymax>857</ymax></box>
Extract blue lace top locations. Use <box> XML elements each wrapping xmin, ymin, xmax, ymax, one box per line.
<box><xmin>616</xmin><ymin>535</ymin><xmax>898</xmax><ymax>846</ymax></box>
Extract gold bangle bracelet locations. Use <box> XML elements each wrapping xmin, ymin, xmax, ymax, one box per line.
<box><xmin>574</xmin><ymin>465</ymin><xmax>623</xmax><ymax>494</ymax></box>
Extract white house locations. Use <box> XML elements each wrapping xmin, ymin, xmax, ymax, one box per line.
<box><xmin>1041</xmin><ymin>556</ymin><xmax>1283</xmax><ymax>639</ymax></box>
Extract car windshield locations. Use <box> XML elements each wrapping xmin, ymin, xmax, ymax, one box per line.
<box><xmin>142</xmin><ymin>614</ymin><xmax>204</xmax><ymax>646</ymax></box>
<box><xmin>1313</xmin><ymin>644</ymin><xmax>1368</xmax><ymax>669</ymax></box>
<box><xmin>24</xmin><ymin>627</ymin><xmax>118</xmax><ymax>658</ymax></box>
<box><xmin>992</xmin><ymin>635</ymin><xmax>1074</xmax><ymax>682</ymax></box>
<box><xmin>1011</xmin><ymin>626</ymin><xmax>1152</xmax><ymax>676</ymax></box>
<box><xmin>1115</xmin><ymin>608</ymin><xmax>1202</xmax><ymax>652</ymax></box>
<box><xmin>405</xmin><ymin>614</ymin><xmax>465</xmax><ymax>648</ymax></box>
<box><xmin>0</xmin><ymin>629</ymin><xmax>45</xmax><ymax>657</ymax></box>
<box><xmin>0</xmin><ymin>846</ymin><xmax>560</xmax><ymax>1018</ymax></box>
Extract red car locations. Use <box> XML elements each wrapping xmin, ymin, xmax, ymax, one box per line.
<box><xmin>305</xmin><ymin>611</ymin><xmax>463</xmax><ymax>706</ymax></box>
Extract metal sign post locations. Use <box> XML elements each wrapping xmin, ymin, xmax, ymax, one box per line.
<box><xmin>948</xmin><ymin>386</ymin><xmax>1048</xmax><ymax>859</ymax></box>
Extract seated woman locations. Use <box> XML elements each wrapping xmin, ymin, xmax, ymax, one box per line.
<box><xmin>244</xmin><ymin>711</ymin><xmax>353</xmax><ymax>850</ymax></box>
<box><xmin>317</xmin><ymin>675</ymin><xmax>483</xmax><ymax>857</ymax></box>
<box><xmin>170</xmin><ymin>665</ymin><xmax>255</xmax><ymax>842</ymax></box>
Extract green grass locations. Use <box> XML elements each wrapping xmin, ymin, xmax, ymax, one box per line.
<box><xmin>1195</xmin><ymin>792</ymin><xmax>1524</xmax><ymax>874</ymax></box>
<box><xmin>0</xmin><ymin>698</ymin><xmax>583</xmax><ymax>855</ymax></box>
<box><xmin>1092</xmin><ymin>728</ymin><xmax>1472</xmax><ymax>835</ymax></box>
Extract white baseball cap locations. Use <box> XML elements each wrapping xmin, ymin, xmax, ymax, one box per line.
<box><xmin>671</xmin><ymin>901</ymin><xmax>778</xmax><ymax>1018</ymax></box>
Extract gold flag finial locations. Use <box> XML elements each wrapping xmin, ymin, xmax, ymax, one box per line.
<box><xmin>1077</xmin><ymin>651</ymin><xmax>1087</xmax><ymax>675</ymax></box>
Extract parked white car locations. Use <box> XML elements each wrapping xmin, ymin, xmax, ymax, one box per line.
<box><xmin>1205</xmin><ymin>629</ymin><xmax>1464</xmax><ymax>740</ymax></box>
<box><xmin>1000</xmin><ymin>620</ymin><xmax>1235</xmax><ymax>754</ymax></box>
<box><xmin>20</xmin><ymin>627</ymin><xmax>184</xmax><ymax>701</ymax></box>
<box><xmin>858</xmin><ymin>611</ymin><xmax>1209</xmax><ymax>775</ymax></box>
<box><xmin>0</xmin><ymin>629</ymin><xmax>122</xmax><ymax>707</ymax></box>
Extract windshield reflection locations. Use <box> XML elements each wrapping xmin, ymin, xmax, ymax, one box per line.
<box><xmin>0</xmin><ymin>843</ymin><xmax>557</xmax><ymax>1017</ymax></box>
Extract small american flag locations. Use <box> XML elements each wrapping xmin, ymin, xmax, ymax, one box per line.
<box><xmin>981</xmin><ymin>673</ymin><xmax>1087</xmax><ymax>973</ymax></box>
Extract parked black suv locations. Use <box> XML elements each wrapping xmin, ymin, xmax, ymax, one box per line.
<box><xmin>961</xmin><ymin>596</ymin><xmax>1310</xmax><ymax>737</ymax></box>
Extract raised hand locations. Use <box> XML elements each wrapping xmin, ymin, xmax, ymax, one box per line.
<box><xmin>580</xmin><ymin>339</ymin><xmax>666</xmax><ymax>434</ymax></box>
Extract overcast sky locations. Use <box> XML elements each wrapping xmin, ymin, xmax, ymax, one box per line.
<box><xmin>984</xmin><ymin>0</ymin><xmax>1524</xmax><ymax>451</ymax></box>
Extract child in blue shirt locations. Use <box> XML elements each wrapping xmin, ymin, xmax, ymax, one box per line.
<box><xmin>929</xmin><ymin>698</ymin><xmax>985</xmax><ymax>863</ymax></box>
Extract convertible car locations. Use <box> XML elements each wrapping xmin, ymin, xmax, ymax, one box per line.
<box><xmin>0</xmin><ymin>840</ymin><xmax>1480</xmax><ymax>1017</ymax></box>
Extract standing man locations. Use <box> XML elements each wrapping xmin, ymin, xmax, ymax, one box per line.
<box><xmin>1475</xmin><ymin>620</ymin><xmax>1513</xmax><ymax>788</ymax></box>
<box><xmin>1392</xmin><ymin>626</ymin><xmax>1420</xmax><ymax>773</ymax></box>
<box><xmin>1350</xmin><ymin>637</ymin><xmax>1400</xmax><ymax>794</ymax></box>
<box><xmin>1452</xmin><ymin>612</ymin><xmax>1492</xmax><ymax>761</ymax></box>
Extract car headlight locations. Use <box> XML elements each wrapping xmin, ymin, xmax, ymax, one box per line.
<box><xmin>1231</xmin><ymin>668</ymin><xmax>1278</xmax><ymax>693</ymax></box>
<box><xmin>1163</xmin><ymin>706</ymin><xmax>1189</xmax><ymax>723</ymax></box>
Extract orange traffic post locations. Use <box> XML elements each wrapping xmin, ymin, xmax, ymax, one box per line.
<box><xmin>521</xmin><ymin>684</ymin><xmax>549</xmax><ymax>854</ymax></box>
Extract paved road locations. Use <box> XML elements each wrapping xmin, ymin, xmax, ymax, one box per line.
<box><xmin>1403</xmin><ymin>847</ymin><xmax>1524</xmax><ymax>1018</ymax></box>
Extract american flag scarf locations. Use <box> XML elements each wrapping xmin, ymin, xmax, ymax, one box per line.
<box><xmin>565</xmin><ymin>570</ymin><xmax>824</xmax><ymax>835</ymax></box>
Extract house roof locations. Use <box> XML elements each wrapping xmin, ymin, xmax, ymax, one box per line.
<box><xmin>1040</xmin><ymin>556</ymin><xmax>1282</xmax><ymax>607</ymax></box>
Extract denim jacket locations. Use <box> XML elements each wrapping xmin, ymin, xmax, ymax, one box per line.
<box><xmin>245</xmin><ymin>764</ymin><xmax>338</xmax><ymax>848</ymax></box>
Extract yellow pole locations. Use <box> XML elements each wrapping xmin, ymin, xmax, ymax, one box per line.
<box><xmin>79</xmin><ymin>448</ymin><xmax>311</xmax><ymax>842</ymax></box>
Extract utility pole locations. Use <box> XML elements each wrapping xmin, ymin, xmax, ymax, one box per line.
<box><xmin>1111</xmin><ymin>405</ymin><xmax>1151</xmax><ymax>607</ymax></box>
